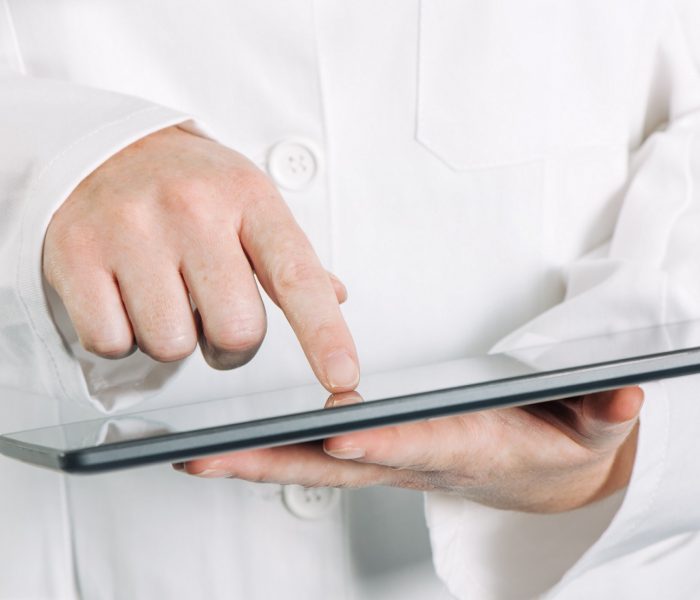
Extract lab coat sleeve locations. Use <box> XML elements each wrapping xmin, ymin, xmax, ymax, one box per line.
<box><xmin>0</xmin><ymin>66</ymin><xmax>205</xmax><ymax>415</ymax></box>
<box><xmin>425</xmin><ymin>2</ymin><xmax>700</xmax><ymax>598</ymax></box>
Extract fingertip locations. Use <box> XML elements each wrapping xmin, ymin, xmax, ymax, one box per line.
<box><xmin>323</xmin><ymin>444</ymin><xmax>366</xmax><ymax>460</ymax></box>
<box><xmin>323</xmin><ymin>427</ymin><xmax>394</xmax><ymax>464</ymax></box>
<box><xmin>323</xmin><ymin>350</ymin><xmax>360</xmax><ymax>393</ymax></box>
<box><xmin>585</xmin><ymin>386</ymin><xmax>644</xmax><ymax>425</ymax></box>
<box><xmin>609</xmin><ymin>386</ymin><xmax>645</xmax><ymax>423</ymax></box>
<box><xmin>323</xmin><ymin>432</ymin><xmax>367</xmax><ymax>461</ymax></box>
<box><xmin>180</xmin><ymin>457</ymin><xmax>229</xmax><ymax>478</ymax></box>
<box><xmin>324</xmin><ymin>391</ymin><xmax>364</xmax><ymax>409</ymax></box>
<box><xmin>322</xmin><ymin>393</ymin><xmax>366</xmax><ymax>457</ymax></box>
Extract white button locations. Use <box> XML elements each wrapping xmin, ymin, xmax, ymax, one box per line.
<box><xmin>267</xmin><ymin>139</ymin><xmax>319</xmax><ymax>191</ymax></box>
<box><xmin>282</xmin><ymin>485</ymin><xmax>339</xmax><ymax>520</ymax></box>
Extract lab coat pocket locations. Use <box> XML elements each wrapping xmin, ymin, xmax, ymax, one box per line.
<box><xmin>416</xmin><ymin>0</ymin><xmax>630</xmax><ymax>171</ymax></box>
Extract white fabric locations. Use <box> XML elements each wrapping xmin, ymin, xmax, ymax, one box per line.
<box><xmin>1</xmin><ymin>1</ymin><xmax>699</xmax><ymax>598</ymax></box>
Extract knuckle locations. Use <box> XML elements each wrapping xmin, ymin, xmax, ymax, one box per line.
<box><xmin>108</xmin><ymin>197</ymin><xmax>149</xmax><ymax>225</ymax></box>
<box><xmin>100</xmin><ymin>201</ymin><xmax>156</xmax><ymax>244</ymax></box>
<box><xmin>231</xmin><ymin>456</ymin><xmax>272</xmax><ymax>483</ymax></box>
<box><xmin>210</xmin><ymin>317</ymin><xmax>266</xmax><ymax>354</ymax></box>
<box><xmin>81</xmin><ymin>335</ymin><xmax>134</xmax><ymax>359</ymax></box>
<box><xmin>274</xmin><ymin>259</ymin><xmax>324</xmax><ymax>296</ymax></box>
<box><xmin>202</xmin><ymin>347</ymin><xmax>259</xmax><ymax>371</ymax></box>
<box><xmin>166</xmin><ymin>176</ymin><xmax>212</xmax><ymax>202</ymax></box>
<box><xmin>231</xmin><ymin>166</ymin><xmax>276</xmax><ymax>200</ymax></box>
<box><xmin>139</xmin><ymin>334</ymin><xmax>197</xmax><ymax>362</ymax></box>
<box><xmin>42</xmin><ymin>254</ymin><xmax>67</xmax><ymax>292</ymax></box>
<box><xmin>307</xmin><ymin>319</ymin><xmax>344</xmax><ymax>346</ymax></box>
<box><xmin>242</xmin><ymin>464</ymin><xmax>272</xmax><ymax>483</ymax></box>
<box><xmin>46</xmin><ymin>222</ymin><xmax>97</xmax><ymax>263</ymax></box>
<box><xmin>164</xmin><ymin>178</ymin><xmax>210</xmax><ymax>212</ymax></box>
<box><xmin>203</xmin><ymin>316</ymin><xmax>267</xmax><ymax>370</ymax></box>
<box><xmin>160</xmin><ymin>178</ymin><xmax>225</xmax><ymax>234</ymax></box>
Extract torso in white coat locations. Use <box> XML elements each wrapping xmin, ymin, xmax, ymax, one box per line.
<box><xmin>1</xmin><ymin>1</ymin><xmax>700</xmax><ymax>599</ymax></box>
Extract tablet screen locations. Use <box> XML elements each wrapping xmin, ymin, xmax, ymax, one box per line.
<box><xmin>3</xmin><ymin>319</ymin><xmax>700</xmax><ymax>472</ymax></box>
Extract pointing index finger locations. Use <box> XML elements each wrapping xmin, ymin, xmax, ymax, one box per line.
<box><xmin>239</xmin><ymin>193</ymin><xmax>359</xmax><ymax>392</ymax></box>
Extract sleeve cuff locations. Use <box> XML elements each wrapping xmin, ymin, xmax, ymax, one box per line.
<box><xmin>16</xmin><ymin>105</ymin><xmax>198</xmax><ymax>415</ymax></box>
<box><xmin>424</xmin><ymin>379</ymin><xmax>671</xmax><ymax>600</ymax></box>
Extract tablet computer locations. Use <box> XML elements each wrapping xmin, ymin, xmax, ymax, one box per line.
<box><xmin>2</xmin><ymin>319</ymin><xmax>700</xmax><ymax>474</ymax></box>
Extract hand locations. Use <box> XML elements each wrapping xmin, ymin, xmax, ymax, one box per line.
<box><xmin>43</xmin><ymin>126</ymin><xmax>359</xmax><ymax>392</ymax></box>
<box><xmin>176</xmin><ymin>386</ymin><xmax>643</xmax><ymax>513</ymax></box>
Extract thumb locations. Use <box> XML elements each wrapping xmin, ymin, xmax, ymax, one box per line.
<box><xmin>578</xmin><ymin>386</ymin><xmax>644</xmax><ymax>451</ymax></box>
<box><xmin>327</xmin><ymin>271</ymin><xmax>348</xmax><ymax>304</ymax></box>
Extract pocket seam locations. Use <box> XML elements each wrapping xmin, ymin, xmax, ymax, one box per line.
<box><xmin>414</xmin><ymin>0</ymin><xmax>628</xmax><ymax>172</ymax></box>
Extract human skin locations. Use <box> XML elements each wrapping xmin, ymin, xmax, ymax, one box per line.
<box><xmin>181</xmin><ymin>388</ymin><xmax>642</xmax><ymax>513</ymax></box>
<box><xmin>44</xmin><ymin>125</ymin><xmax>643</xmax><ymax>514</ymax></box>
<box><xmin>43</xmin><ymin>126</ymin><xmax>358</xmax><ymax>388</ymax></box>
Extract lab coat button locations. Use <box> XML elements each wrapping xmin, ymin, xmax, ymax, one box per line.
<box><xmin>282</xmin><ymin>485</ymin><xmax>339</xmax><ymax>520</ymax></box>
<box><xmin>267</xmin><ymin>140</ymin><xmax>318</xmax><ymax>190</ymax></box>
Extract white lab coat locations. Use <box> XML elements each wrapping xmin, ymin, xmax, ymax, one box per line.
<box><xmin>1</xmin><ymin>1</ymin><xmax>700</xmax><ymax>598</ymax></box>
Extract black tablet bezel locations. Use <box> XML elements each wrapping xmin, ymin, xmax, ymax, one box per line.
<box><xmin>2</xmin><ymin>344</ymin><xmax>699</xmax><ymax>473</ymax></box>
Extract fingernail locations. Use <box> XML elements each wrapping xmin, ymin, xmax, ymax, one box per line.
<box><xmin>193</xmin><ymin>469</ymin><xmax>229</xmax><ymax>478</ymax></box>
<box><xmin>328</xmin><ymin>392</ymin><xmax>363</xmax><ymax>408</ymax></box>
<box><xmin>325</xmin><ymin>351</ymin><xmax>359</xmax><ymax>390</ymax></box>
<box><xmin>325</xmin><ymin>447</ymin><xmax>365</xmax><ymax>460</ymax></box>
<box><xmin>172</xmin><ymin>462</ymin><xmax>185</xmax><ymax>472</ymax></box>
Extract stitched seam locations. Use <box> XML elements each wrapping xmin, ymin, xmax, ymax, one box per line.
<box><xmin>25</xmin><ymin>105</ymin><xmax>162</xmax><ymax>201</ymax></box>
<box><xmin>414</xmin><ymin>138</ymin><xmax>629</xmax><ymax>173</ymax></box>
